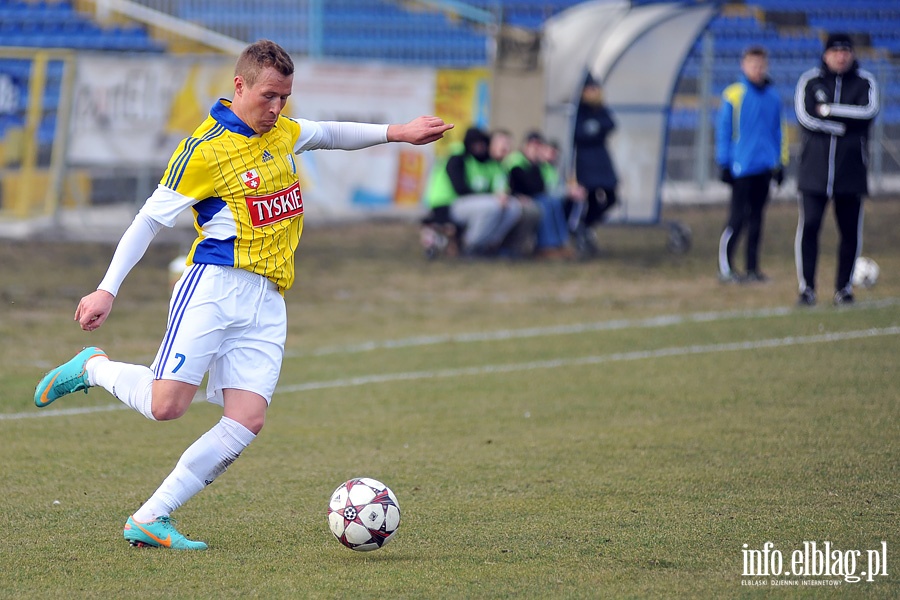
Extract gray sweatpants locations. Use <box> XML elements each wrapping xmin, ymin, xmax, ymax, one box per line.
<box><xmin>450</xmin><ymin>194</ymin><xmax>521</xmax><ymax>253</ymax></box>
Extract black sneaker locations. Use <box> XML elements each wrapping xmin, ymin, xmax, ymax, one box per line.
<box><xmin>833</xmin><ymin>290</ymin><xmax>855</xmax><ymax>306</ymax></box>
<box><xmin>573</xmin><ymin>228</ymin><xmax>600</xmax><ymax>261</ymax></box>
<box><xmin>797</xmin><ymin>289</ymin><xmax>816</xmax><ymax>306</ymax></box>
<box><xmin>743</xmin><ymin>271</ymin><xmax>770</xmax><ymax>284</ymax></box>
<box><xmin>718</xmin><ymin>271</ymin><xmax>743</xmax><ymax>284</ymax></box>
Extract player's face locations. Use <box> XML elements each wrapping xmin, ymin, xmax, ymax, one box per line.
<box><xmin>234</xmin><ymin>66</ymin><xmax>293</xmax><ymax>134</ymax></box>
<box><xmin>741</xmin><ymin>54</ymin><xmax>768</xmax><ymax>85</ymax></box>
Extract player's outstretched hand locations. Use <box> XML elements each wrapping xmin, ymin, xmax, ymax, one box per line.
<box><xmin>75</xmin><ymin>289</ymin><xmax>115</xmax><ymax>332</ymax></box>
<box><xmin>388</xmin><ymin>116</ymin><xmax>454</xmax><ymax>145</ymax></box>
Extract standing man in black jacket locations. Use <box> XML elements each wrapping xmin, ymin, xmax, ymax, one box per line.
<box><xmin>794</xmin><ymin>33</ymin><xmax>879</xmax><ymax>306</ymax></box>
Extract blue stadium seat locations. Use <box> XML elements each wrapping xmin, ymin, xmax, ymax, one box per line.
<box><xmin>671</xmin><ymin>0</ymin><xmax>900</xmax><ymax>133</ymax></box>
<box><xmin>0</xmin><ymin>0</ymin><xmax>163</xmax><ymax>53</ymax></box>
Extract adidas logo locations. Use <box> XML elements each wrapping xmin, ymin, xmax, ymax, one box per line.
<box><xmin>262</xmin><ymin>150</ymin><xmax>274</xmax><ymax>162</ymax></box>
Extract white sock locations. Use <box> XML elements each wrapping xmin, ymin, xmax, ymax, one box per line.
<box><xmin>133</xmin><ymin>416</ymin><xmax>256</xmax><ymax>522</ymax></box>
<box><xmin>88</xmin><ymin>358</ymin><xmax>156</xmax><ymax>421</ymax></box>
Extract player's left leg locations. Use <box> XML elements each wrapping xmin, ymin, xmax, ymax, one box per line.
<box><xmin>719</xmin><ymin>179</ymin><xmax>749</xmax><ymax>281</ymax></box>
<box><xmin>796</xmin><ymin>192</ymin><xmax>828</xmax><ymax>300</ymax></box>
<box><xmin>744</xmin><ymin>171</ymin><xmax>772</xmax><ymax>280</ymax></box>
<box><xmin>125</xmin><ymin>395</ymin><xmax>263</xmax><ymax>549</ymax></box>
<box><xmin>832</xmin><ymin>193</ymin><xmax>863</xmax><ymax>303</ymax></box>
<box><xmin>126</xmin><ymin>267</ymin><xmax>285</xmax><ymax>549</ymax></box>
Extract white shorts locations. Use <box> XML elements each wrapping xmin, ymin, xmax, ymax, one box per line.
<box><xmin>151</xmin><ymin>264</ymin><xmax>287</xmax><ymax>405</ymax></box>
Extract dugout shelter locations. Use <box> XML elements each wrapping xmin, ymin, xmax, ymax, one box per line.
<box><xmin>543</xmin><ymin>0</ymin><xmax>717</xmax><ymax>251</ymax></box>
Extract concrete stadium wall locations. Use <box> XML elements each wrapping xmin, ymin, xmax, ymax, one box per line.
<box><xmin>490</xmin><ymin>67</ymin><xmax>546</xmax><ymax>147</ymax></box>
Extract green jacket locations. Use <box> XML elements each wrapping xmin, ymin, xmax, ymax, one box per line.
<box><xmin>426</xmin><ymin>153</ymin><xmax>507</xmax><ymax>208</ymax></box>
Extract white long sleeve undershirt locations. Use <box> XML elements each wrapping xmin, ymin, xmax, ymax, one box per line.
<box><xmin>294</xmin><ymin>119</ymin><xmax>389</xmax><ymax>152</ymax></box>
<box><xmin>97</xmin><ymin>211</ymin><xmax>163</xmax><ymax>297</ymax></box>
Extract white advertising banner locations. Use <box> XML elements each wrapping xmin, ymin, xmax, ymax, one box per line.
<box><xmin>289</xmin><ymin>61</ymin><xmax>436</xmax><ymax>215</ymax></box>
<box><xmin>68</xmin><ymin>55</ymin><xmax>234</xmax><ymax>166</ymax></box>
<box><xmin>69</xmin><ymin>55</ymin><xmax>436</xmax><ymax>214</ymax></box>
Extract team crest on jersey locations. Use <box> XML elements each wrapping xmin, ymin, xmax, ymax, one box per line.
<box><xmin>245</xmin><ymin>181</ymin><xmax>303</xmax><ymax>227</ymax></box>
<box><xmin>241</xmin><ymin>169</ymin><xmax>261</xmax><ymax>189</ymax></box>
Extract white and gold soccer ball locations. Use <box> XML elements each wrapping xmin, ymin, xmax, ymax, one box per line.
<box><xmin>851</xmin><ymin>256</ymin><xmax>879</xmax><ymax>288</ymax></box>
<box><xmin>327</xmin><ymin>477</ymin><xmax>400</xmax><ymax>552</ymax></box>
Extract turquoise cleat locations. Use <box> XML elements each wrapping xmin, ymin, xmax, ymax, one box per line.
<box><xmin>34</xmin><ymin>346</ymin><xmax>107</xmax><ymax>408</ymax></box>
<box><xmin>124</xmin><ymin>515</ymin><xmax>208</xmax><ymax>551</ymax></box>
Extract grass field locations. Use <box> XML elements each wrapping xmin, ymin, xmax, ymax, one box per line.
<box><xmin>1</xmin><ymin>198</ymin><xmax>898</xmax><ymax>598</ymax></box>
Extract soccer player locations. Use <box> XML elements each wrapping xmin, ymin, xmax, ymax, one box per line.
<box><xmin>34</xmin><ymin>40</ymin><xmax>452</xmax><ymax>550</ymax></box>
<box><xmin>716</xmin><ymin>45</ymin><xmax>787</xmax><ymax>284</ymax></box>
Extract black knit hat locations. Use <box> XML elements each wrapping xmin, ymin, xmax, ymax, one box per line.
<box><xmin>463</xmin><ymin>126</ymin><xmax>489</xmax><ymax>147</ymax></box>
<box><xmin>583</xmin><ymin>72</ymin><xmax>600</xmax><ymax>88</ymax></box>
<box><xmin>824</xmin><ymin>32</ymin><xmax>853</xmax><ymax>52</ymax></box>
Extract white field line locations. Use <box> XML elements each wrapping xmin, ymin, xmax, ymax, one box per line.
<box><xmin>18</xmin><ymin>299</ymin><xmax>900</xmax><ymax>369</ymax></box>
<box><xmin>288</xmin><ymin>298</ymin><xmax>900</xmax><ymax>357</ymax></box>
<box><xmin>277</xmin><ymin>326</ymin><xmax>900</xmax><ymax>393</ymax></box>
<box><xmin>5</xmin><ymin>325</ymin><xmax>898</xmax><ymax>421</ymax></box>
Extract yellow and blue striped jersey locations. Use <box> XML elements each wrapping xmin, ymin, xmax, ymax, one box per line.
<box><xmin>161</xmin><ymin>99</ymin><xmax>303</xmax><ymax>291</ymax></box>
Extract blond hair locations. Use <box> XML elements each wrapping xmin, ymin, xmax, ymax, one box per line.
<box><xmin>235</xmin><ymin>40</ymin><xmax>294</xmax><ymax>88</ymax></box>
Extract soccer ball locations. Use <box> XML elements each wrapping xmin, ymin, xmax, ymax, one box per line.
<box><xmin>327</xmin><ymin>477</ymin><xmax>401</xmax><ymax>552</ymax></box>
<box><xmin>851</xmin><ymin>256</ymin><xmax>879</xmax><ymax>288</ymax></box>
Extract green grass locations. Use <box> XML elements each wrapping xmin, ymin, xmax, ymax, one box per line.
<box><xmin>1</xmin><ymin>199</ymin><xmax>899</xmax><ymax>598</ymax></box>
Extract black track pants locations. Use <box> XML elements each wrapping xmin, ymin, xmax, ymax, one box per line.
<box><xmin>719</xmin><ymin>171</ymin><xmax>771</xmax><ymax>275</ymax></box>
<box><xmin>795</xmin><ymin>192</ymin><xmax>863</xmax><ymax>293</ymax></box>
